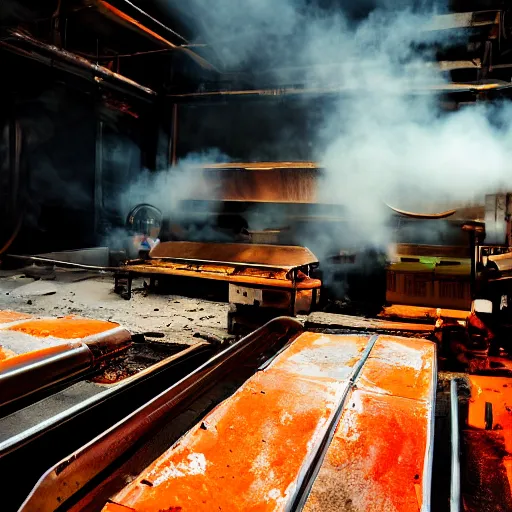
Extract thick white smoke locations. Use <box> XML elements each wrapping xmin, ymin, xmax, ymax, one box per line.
<box><xmin>116</xmin><ymin>148</ymin><xmax>229</xmax><ymax>218</ymax></box>
<box><xmin>170</xmin><ymin>0</ymin><xmax>512</xmax><ymax>222</ymax></box>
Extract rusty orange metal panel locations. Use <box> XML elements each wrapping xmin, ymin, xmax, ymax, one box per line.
<box><xmin>304</xmin><ymin>390</ymin><xmax>430</xmax><ymax>512</ymax></box>
<box><xmin>103</xmin><ymin>333</ymin><xmax>435</xmax><ymax>512</ymax></box>
<box><xmin>0</xmin><ymin>312</ymin><xmax>131</xmax><ymax>406</ymax></box>
<box><xmin>104</xmin><ymin>333</ymin><xmax>370</xmax><ymax>512</ymax></box>
<box><xmin>467</xmin><ymin>375</ymin><xmax>512</xmax><ymax>440</ymax></box>
<box><xmin>467</xmin><ymin>375</ymin><xmax>512</xmax><ymax>461</ymax></box>
<box><xmin>464</xmin><ymin>375</ymin><xmax>512</xmax><ymax>511</ymax></box>
<box><xmin>304</xmin><ymin>335</ymin><xmax>436</xmax><ymax>512</ymax></box>
<box><xmin>183</xmin><ymin>166</ymin><xmax>320</xmax><ymax>203</ymax></box>
<box><xmin>149</xmin><ymin>241</ymin><xmax>318</xmax><ymax>269</ymax></box>
<box><xmin>358</xmin><ymin>335</ymin><xmax>436</xmax><ymax>401</ymax></box>
<box><xmin>7</xmin><ymin>316</ymin><xmax>121</xmax><ymax>339</ymax></box>
<box><xmin>0</xmin><ymin>314</ymin><xmax>130</xmax><ymax>360</ymax></box>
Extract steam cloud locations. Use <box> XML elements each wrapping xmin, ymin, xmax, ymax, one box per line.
<box><xmin>177</xmin><ymin>0</ymin><xmax>512</xmax><ymax>243</ymax></box>
<box><xmin>117</xmin><ymin>1</ymin><xmax>512</xmax><ymax>265</ymax></box>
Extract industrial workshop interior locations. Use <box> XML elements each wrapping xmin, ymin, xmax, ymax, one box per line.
<box><xmin>5</xmin><ymin>0</ymin><xmax>512</xmax><ymax>511</ymax></box>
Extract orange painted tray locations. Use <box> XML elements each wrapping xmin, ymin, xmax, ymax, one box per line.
<box><xmin>103</xmin><ymin>332</ymin><xmax>436</xmax><ymax>512</ymax></box>
<box><xmin>0</xmin><ymin>311</ymin><xmax>131</xmax><ymax>406</ymax></box>
<box><xmin>0</xmin><ymin>312</ymin><xmax>130</xmax><ymax>363</ymax></box>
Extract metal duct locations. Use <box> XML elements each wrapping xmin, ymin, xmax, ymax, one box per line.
<box><xmin>1</xmin><ymin>31</ymin><xmax>157</xmax><ymax>99</ymax></box>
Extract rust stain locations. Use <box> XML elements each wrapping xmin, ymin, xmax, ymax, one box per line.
<box><xmin>0</xmin><ymin>345</ymin><xmax>17</xmax><ymax>362</ymax></box>
<box><xmin>102</xmin><ymin>503</ymin><xmax>137</xmax><ymax>512</ymax></box>
<box><xmin>0</xmin><ymin>310</ymin><xmax>32</xmax><ymax>324</ymax></box>
<box><xmin>7</xmin><ymin>316</ymin><xmax>120</xmax><ymax>339</ymax></box>
<box><xmin>123</xmin><ymin>262</ymin><xmax>321</xmax><ymax>290</ymax></box>
<box><xmin>468</xmin><ymin>375</ymin><xmax>512</xmax><ymax>452</ymax></box>
<box><xmin>358</xmin><ymin>335</ymin><xmax>435</xmax><ymax>401</ymax></box>
<box><xmin>105</xmin><ymin>333</ymin><xmax>368</xmax><ymax>512</ymax></box>
<box><xmin>0</xmin><ymin>311</ymin><xmax>127</xmax><ymax>375</ymax></box>
<box><xmin>464</xmin><ymin>375</ymin><xmax>512</xmax><ymax>512</ymax></box>
<box><xmin>305</xmin><ymin>391</ymin><xmax>429</xmax><ymax>512</ymax></box>
<box><xmin>304</xmin><ymin>336</ymin><xmax>435</xmax><ymax>512</ymax></box>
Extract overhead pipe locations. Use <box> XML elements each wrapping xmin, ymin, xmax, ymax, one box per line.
<box><xmin>167</xmin><ymin>80</ymin><xmax>512</xmax><ymax>102</ymax></box>
<box><xmin>1</xmin><ymin>30</ymin><xmax>157</xmax><ymax>98</ymax></box>
<box><xmin>96</xmin><ymin>1</ymin><xmax>218</xmax><ymax>71</ymax></box>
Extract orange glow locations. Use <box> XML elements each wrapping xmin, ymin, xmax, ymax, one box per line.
<box><xmin>468</xmin><ymin>375</ymin><xmax>512</xmax><ymax>452</ymax></box>
<box><xmin>124</xmin><ymin>261</ymin><xmax>322</xmax><ymax>290</ymax></box>
<box><xmin>8</xmin><ymin>316</ymin><xmax>120</xmax><ymax>339</ymax></box>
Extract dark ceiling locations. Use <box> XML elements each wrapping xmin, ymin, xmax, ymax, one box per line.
<box><xmin>1</xmin><ymin>0</ymin><xmax>512</xmax><ymax>99</ymax></box>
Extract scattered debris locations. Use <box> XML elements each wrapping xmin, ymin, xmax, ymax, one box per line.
<box><xmin>144</xmin><ymin>332</ymin><xmax>165</xmax><ymax>339</ymax></box>
<box><xmin>193</xmin><ymin>332</ymin><xmax>223</xmax><ymax>345</ymax></box>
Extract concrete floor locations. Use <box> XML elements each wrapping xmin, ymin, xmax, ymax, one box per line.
<box><xmin>0</xmin><ymin>268</ymin><xmax>230</xmax><ymax>344</ymax></box>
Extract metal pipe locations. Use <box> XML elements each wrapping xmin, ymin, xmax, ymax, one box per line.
<box><xmin>171</xmin><ymin>103</ymin><xmax>178</xmax><ymax>166</ymax></box>
<box><xmin>450</xmin><ymin>379</ymin><xmax>460</xmax><ymax>512</ymax></box>
<box><xmin>1</xmin><ymin>118</ymin><xmax>23</xmax><ymax>256</ymax></box>
<box><xmin>94</xmin><ymin>121</ymin><xmax>104</xmax><ymax>238</ymax></box>
<box><xmin>1</xmin><ymin>31</ymin><xmax>156</xmax><ymax>97</ymax></box>
<box><xmin>167</xmin><ymin>81</ymin><xmax>512</xmax><ymax>102</ymax></box>
<box><xmin>470</xmin><ymin>230</ymin><xmax>477</xmax><ymax>299</ymax></box>
<box><xmin>5</xmin><ymin>254</ymin><xmax>118</xmax><ymax>272</ymax></box>
<box><xmin>115</xmin><ymin>0</ymin><xmax>189</xmax><ymax>44</ymax></box>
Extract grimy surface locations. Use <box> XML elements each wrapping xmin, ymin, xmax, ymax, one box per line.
<box><xmin>102</xmin><ymin>332</ymin><xmax>435</xmax><ymax>512</ymax></box>
<box><xmin>0</xmin><ymin>271</ymin><xmax>229</xmax><ymax>345</ymax></box>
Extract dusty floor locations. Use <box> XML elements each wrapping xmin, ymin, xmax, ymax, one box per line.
<box><xmin>0</xmin><ymin>267</ymin><xmax>230</xmax><ymax>344</ymax></box>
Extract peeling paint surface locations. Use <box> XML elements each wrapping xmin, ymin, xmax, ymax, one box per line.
<box><xmin>105</xmin><ymin>333</ymin><xmax>435</xmax><ymax>512</ymax></box>
<box><xmin>304</xmin><ymin>336</ymin><xmax>436</xmax><ymax>512</ymax></box>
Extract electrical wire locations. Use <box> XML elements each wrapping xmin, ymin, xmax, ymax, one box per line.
<box><xmin>75</xmin><ymin>43</ymin><xmax>208</xmax><ymax>61</ymax></box>
<box><xmin>117</xmin><ymin>0</ymin><xmax>188</xmax><ymax>44</ymax></box>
